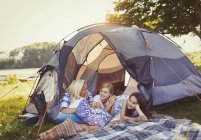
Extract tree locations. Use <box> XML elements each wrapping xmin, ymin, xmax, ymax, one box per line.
<box><xmin>20</xmin><ymin>42</ymin><xmax>56</xmax><ymax>68</ymax></box>
<box><xmin>0</xmin><ymin>42</ymin><xmax>56</xmax><ymax>69</ymax></box>
<box><xmin>106</xmin><ymin>0</ymin><xmax>201</xmax><ymax>39</ymax></box>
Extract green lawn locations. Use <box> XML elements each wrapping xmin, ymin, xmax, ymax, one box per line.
<box><xmin>155</xmin><ymin>98</ymin><xmax>201</xmax><ymax>124</ymax></box>
<box><xmin>1</xmin><ymin>69</ymin><xmax>201</xmax><ymax>139</ymax></box>
<box><xmin>0</xmin><ymin>81</ymin><xmax>53</xmax><ymax>140</ymax></box>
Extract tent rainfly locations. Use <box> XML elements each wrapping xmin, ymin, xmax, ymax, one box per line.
<box><xmin>22</xmin><ymin>23</ymin><xmax>201</xmax><ymax>123</ymax></box>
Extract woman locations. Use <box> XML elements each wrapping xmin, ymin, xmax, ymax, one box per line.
<box><xmin>56</xmin><ymin>79</ymin><xmax>93</xmax><ymax>123</ymax></box>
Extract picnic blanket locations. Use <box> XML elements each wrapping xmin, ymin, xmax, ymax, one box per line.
<box><xmin>38</xmin><ymin>119</ymin><xmax>88</xmax><ymax>140</ymax></box>
<box><xmin>72</xmin><ymin>118</ymin><xmax>201</xmax><ymax>140</ymax></box>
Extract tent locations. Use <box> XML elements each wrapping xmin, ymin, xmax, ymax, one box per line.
<box><xmin>22</xmin><ymin>23</ymin><xmax>201</xmax><ymax>122</ymax></box>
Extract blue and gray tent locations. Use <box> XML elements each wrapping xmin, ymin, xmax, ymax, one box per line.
<box><xmin>21</xmin><ymin>23</ymin><xmax>201</xmax><ymax>123</ymax></box>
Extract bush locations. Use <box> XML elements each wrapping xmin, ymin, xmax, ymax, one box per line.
<box><xmin>7</xmin><ymin>75</ymin><xmax>19</xmax><ymax>84</ymax></box>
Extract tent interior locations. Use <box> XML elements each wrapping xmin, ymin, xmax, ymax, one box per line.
<box><xmin>63</xmin><ymin>33</ymin><xmax>139</xmax><ymax>97</ymax></box>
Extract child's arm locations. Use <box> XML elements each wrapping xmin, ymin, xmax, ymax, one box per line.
<box><xmin>135</xmin><ymin>105</ymin><xmax>146</xmax><ymax>116</ymax></box>
<box><xmin>135</xmin><ymin>105</ymin><xmax>148</xmax><ymax>121</ymax></box>
<box><xmin>110</xmin><ymin>103</ymin><xmax>115</xmax><ymax>116</ymax></box>
<box><xmin>105</xmin><ymin>95</ymin><xmax>116</xmax><ymax>113</ymax></box>
<box><xmin>120</xmin><ymin>100</ymin><xmax>135</xmax><ymax>121</ymax></box>
<box><xmin>120</xmin><ymin>100</ymin><xmax>147</xmax><ymax>122</ymax></box>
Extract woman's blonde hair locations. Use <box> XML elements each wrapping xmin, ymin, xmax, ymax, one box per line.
<box><xmin>100</xmin><ymin>83</ymin><xmax>114</xmax><ymax>95</ymax></box>
<box><xmin>66</xmin><ymin>79</ymin><xmax>85</xmax><ymax>100</ymax></box>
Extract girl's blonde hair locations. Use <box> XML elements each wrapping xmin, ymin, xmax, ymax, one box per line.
<box><xmin>100</xmin><ymin>83</ymin><xmax>114</xmax><ymax>94</ymax></box>
<box><xmin>66</xmin><ymin>79</ymin><xmax>85</xmax><ymax>100</ymax></box>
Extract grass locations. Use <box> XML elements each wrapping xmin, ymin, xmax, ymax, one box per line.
<box><xmin>0</xmin><ymin>80</ymin><xmax>34</xmax><ymax>99</ymax></box>
<box><xmin>197</xmin><ymin>65</ymin><xmax>201</xmax><ymax>73</ymax></box>
<box><xmin>0</xmin><ymin>97</ymin><xmax>38</xmax><ymax>140</ymax></box>
<box><xmin>0</xmin><ymin>81</ymin><xmax>54</xmax><ymax>140</ymax></box>
<box><xmin>155</xmin><ymin>98</ymin><xmax>201</xmax><ymax>124</ymax></box>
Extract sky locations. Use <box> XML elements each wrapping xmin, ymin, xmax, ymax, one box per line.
<box><xmin>0</xmin><ymin>0</ymin><xmax>200</xmax><ymax>52</ymax></box>
<box><xmin>0</xmin><ymin>0</ymin><xmax>114</xmax><ymax>52</ymax></box>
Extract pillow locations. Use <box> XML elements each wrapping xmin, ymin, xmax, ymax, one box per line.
<box><xmin>75</xmin><ymin>99</ymin><xmax>112</xmax><ymax>127</ymax></box>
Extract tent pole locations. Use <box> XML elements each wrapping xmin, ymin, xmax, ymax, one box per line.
<box><xmin>35</xmin><ymin>103</ymin><xmax>49</xmax><ymax>140</ymax></box>
<box><xmin>22</xmin><ymin>73</ymin><xmax>40</xmax><ymax>113</ymax></box>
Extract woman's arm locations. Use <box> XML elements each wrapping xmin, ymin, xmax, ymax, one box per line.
<box><xmin>60</xmin><ymin>107</ymin><xmax>76</xmax><ymax>114</ymax></box>
<box><xmin>86</xmin><ymin>92</ymin><xmax>94</xmax><ymax>104</ymax></box>
<box><xmin>89</xmin><ymin>95</ymin><xmax>102</xmax><ymax>109</ymax></box>
<box><xmin>59</xmin><ymin>93</ymin><xmax>72</xmax><ymax>114</ymax></box>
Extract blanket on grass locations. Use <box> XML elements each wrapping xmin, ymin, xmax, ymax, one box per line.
<box><xmin>38</xmin><ymin>119</ymin><xmax>88</xmax><ymax>140</ymax></box>
<box><xmin>72</xmin><ymin>119</ymin><xmax>201</xmax><ymax>140</ymax></box>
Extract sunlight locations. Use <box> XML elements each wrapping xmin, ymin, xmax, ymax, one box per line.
<box><xmin>166</xmin><ymin>33</ymin><xmax>201</xmax><ymax>52</ymax></box>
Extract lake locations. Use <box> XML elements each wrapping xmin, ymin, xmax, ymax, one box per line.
<box><xmin>0</xmin><ymin>68</ymin><xmax>40</xmax><ymax>80</ymax></box>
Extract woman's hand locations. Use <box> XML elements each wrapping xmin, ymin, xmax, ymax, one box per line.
<box><xmin>90</xmin><ymin>102</ymin><xmax>101</xmax><ymax>109</ymax></box>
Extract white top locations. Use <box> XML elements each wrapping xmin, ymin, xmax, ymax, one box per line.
<box><xmin>93</xmin><ymin>95</ymin><xmax>109</xmax><ymax>110</ymax></box>
<box><xmin>69</xmin><ymin>98</ymin><xmax>83</xmax><ymax>108</ymax></box>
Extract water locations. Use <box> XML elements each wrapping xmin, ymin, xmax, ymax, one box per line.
<box><xmin>0</xmin><ymin>68</ymin><xmax>40</xmax><ymax>80</ymax></box>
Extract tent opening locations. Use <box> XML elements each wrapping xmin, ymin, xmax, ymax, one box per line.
<box><xmin>63</xmin><ymin>33</ymin><xmax>139</xmax><ymax>96</ymax></box>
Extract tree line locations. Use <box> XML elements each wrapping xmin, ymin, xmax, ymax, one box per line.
<box><xmin>0</xmin><ymin>41</ymin><xmax>200</xmax><ymax>71</ymax></box>
<box><xmin>0</xmin><ymin>42</ymin><xmax>57</xmax><ymax>69</ymax></box>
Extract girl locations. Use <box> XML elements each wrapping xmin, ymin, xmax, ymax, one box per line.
<box><xmin>112</xmin><ymin>92</ymin><xmax>148</xmax><ymax>122</ymax></box>
<box><xmin>92</xmin><ymin>83</ymin><xmax>117</xmax><ymax>113</ymax></box>
<box><xmin>56</xmin><ymin>79</ymin><xmax>93</xmax><ymax>123</ymax></box>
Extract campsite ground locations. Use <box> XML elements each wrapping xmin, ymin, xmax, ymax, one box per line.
<box><xmin>1</xmin><ymin>80</ymin><xmax>201</xmax><ymax>139</ymax></box>
<box><xmin>0</xmin><ymin>80</ymin><xmax>55</xmax><ymax>140</ymax></box>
